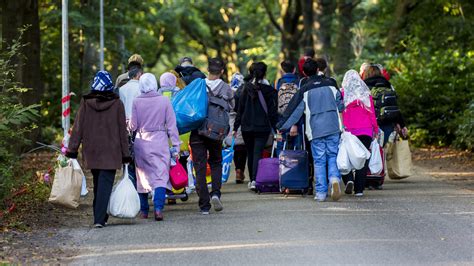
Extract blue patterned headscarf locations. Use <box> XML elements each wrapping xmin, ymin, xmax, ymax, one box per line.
<box><xmin>230</xmin><ymin>72</ymin><xmax>244</xmax><ymax>92</ymax></box>
<box><xmin>91</xmin><ymin>71</ymin><xmax>114</xmax><ymax>91</ymax></box>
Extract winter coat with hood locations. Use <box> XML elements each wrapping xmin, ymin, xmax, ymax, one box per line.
<box><xmin>234</xmin><ymin>81</ymin><xmax>278</xmax><ymax>133</ymax></box>
<box><xmin>67</xmin><ymin>91</ymin><xmax>130</xmax><ymax>170</ymax></box>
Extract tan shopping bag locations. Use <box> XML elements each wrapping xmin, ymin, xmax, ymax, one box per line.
<box><xmin>48</xmin><ymin>160</ymin><xmax>83</xmax><ymax>208</ymax></box>
<box><xmin>387</xmin><ymin>138</ymin><xmax>413</xmax><ymax>179</ymax></box>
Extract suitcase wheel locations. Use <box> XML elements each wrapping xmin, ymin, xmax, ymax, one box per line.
<box><xmin>180</xmin><ymin>193</ymin><xmax>189</xmax><ymax>202</ymax></box>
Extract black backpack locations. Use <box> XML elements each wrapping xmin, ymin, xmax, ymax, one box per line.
<box><xmin>198</xmin><ymin>86</ymin><xmax>230</xmax><ymax>141</ymax></box>
<box><xmin>370</xmin><ymin>83</ymin><xmax>401</xmax><ymax>123</ymax></box>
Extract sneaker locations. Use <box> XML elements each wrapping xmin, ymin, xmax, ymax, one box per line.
<box><xmin>211</xmin><ymin>195</ymin><xmax>223</xmax><ymax>212</ymax></box>
<box><xmin>314</xmin><ymin>196</ymin><xmax>326</xmax><ymax>202</ymax></box>
<box><xmin>93</xmin><ymin>223</ymin><xmax>104</xmax><ymax>229</ymax></box>
<box><xmin>355</xmin><ymin>192</ymin><xmax>364</xmax><ymax>197</ymax></box>
<box><xmin>248</xmin><ymin>181</ymin><xmax>256</xmax><ymax>191</ymax></box>
<box><xmin>345</xmin><ymin>181</ymin><xmax>354</xmax><ymax>195</ymax></box>
<box><xmin>201</xmin><ymin>210</ymin><xmax>210</xmax><ymax>215</ymax></box>
<box><xmin>330</xmin><ymin>179</ymin><xmax>341</xmax><ymax>201</ymax></box>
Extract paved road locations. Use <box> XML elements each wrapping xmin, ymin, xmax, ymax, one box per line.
<box><xmin>63</xmin><ymin>166</ymin><xmax>473</xmax><ymax>265</ymax></box>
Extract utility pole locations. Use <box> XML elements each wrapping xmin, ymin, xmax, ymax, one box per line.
<box><xmin>62</xmin><ymin>0</ymin><xmax>70</xmax><ymax>138</ymax></box>
<box><xmin>99</xmin><ymin>0</ymin><xmax>104</xmax><ymax>71</ymax></box>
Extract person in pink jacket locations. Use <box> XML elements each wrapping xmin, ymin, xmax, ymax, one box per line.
<box><xmin>130</xmin><ymin>73</ymin><xmax>180</xmax><ymax>221</ymax></box>
<box><xmin>341</xmin><ymin>70</ymin><xmax>379</xmax><ymax>197</ymax></box>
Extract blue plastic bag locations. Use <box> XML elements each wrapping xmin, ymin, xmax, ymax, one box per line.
<box><xmin>172</xmin><ymin>78</ymin><xmax>208</xmax><ymax>135</ymax></box>
<box><xmin>221</xmin><ymin>137</ymin><xmax>235</xmax><ymax>183</ymax></box>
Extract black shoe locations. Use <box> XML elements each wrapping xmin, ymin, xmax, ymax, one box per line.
<box><xmin>345</xmin><ymin>181</ymin><xmax>354</xmax><ymax>195</ymax></box>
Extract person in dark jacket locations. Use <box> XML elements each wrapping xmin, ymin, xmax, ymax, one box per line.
<box><xmin>234</xmin><ymin>62</ymin><xmax>278</xmax><ymax>191</ymax></box>
<box><xmin>66</xmin><ymin>71</ymin><xmax>131</xmax><ymax>228</ymax></box>
<box><xmin>362</xmin><ymin>65</ymin><xmax>407</xmax><ymax>146</ymax></box>
<box><xmin>174</xmin><ymin>56</ymin><xmax>206</xmax><ymax>85</ymax></box>
<box><xmin>191</xmin><ymin>58</ymin><xmax>234</xmax><ymax>215</ymax></box>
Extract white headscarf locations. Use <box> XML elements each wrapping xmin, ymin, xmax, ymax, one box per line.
<box><xmin>342</xmin><ymin>70</ymin><xmax>371</xmax><ymax>109</ymax></box>
<box><xmin>139</xmin><ymin>73</ymin><xmax>158</xmax><ymax>93</ymax></box>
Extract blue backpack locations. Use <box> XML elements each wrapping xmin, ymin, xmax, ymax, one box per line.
<box><xmin>172</xmin><ymin>79</ymin><xmax>208</xmax><ymax>135</ymax></box>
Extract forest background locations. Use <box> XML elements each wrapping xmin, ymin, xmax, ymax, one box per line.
<box><xmin>0</xmin><ymin>0</ymin><xmax>473</xmax><ymax>203</ymax></box>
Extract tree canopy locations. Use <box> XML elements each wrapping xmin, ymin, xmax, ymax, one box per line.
<box><xmin>0</xmin><ymin>0</ymin><xmax>472</xmax><ymax>149</ymax></box>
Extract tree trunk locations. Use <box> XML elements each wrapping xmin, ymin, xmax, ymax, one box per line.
<box><xmin>2</xmin><ymin>0</ymin><xmax>42</xmax><ymax>106</ymax></box>
<box><xmin>281</xmin><ymin>0</ymin><xmax>303</xmax><ymax>62</ymax></box>
<box><xmin>385</xmin><ymin>0</ymin><xmax>419</xmax><ymax>53</ymax></box>
<box><xmin>333</xmin><ymin>0</ymin><xmax>359</xmax><ymax>75</ymax></box>
<box><xmin>2</xmin><ymin>0</ymin><xmax>42</xmax><ymax>146</ymax></box>
<box><xmin>315</xmin><ymin>0</ymin><xmax>336</xmax><ymax>54</ymax></box>
<box><xmin>301</xmin><ymin>0</ymin><xmax>315</xmax><ymax>49</ymax></box>
<box><xmin>262</xmin><ymin>0</ymin><xmax>303</xmax><ymax>63</ymax></box>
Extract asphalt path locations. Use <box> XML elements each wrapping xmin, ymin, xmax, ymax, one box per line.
<box><xmin>63</xmin><ymin>166</ymin><xmax>473</xmax><ymax>265</ymax></box>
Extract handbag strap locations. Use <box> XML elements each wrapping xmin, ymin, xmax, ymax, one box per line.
<box><xmin>257</xmin><ymin>90</ymin><xmax>268</xmax><ymax>115</ymax></box>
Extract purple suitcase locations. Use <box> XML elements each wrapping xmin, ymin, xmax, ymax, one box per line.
<box><xmin>255</xmin><ymin>140</ymin><xmax>280</xmax><ymax>193</ymax></box>
<box><xmin>255</xmin><ymin>158</ymin><xmax>280</xmax><ymax>193</ymax></box>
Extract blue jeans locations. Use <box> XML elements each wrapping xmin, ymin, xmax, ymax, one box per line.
<box><xmin>311</xmin><ymin>133</ymin><xmax>341</xmax><ymax>198</ymax></box>
<box><xmin>139</xmin><ymin>187</ymin><xmax>166</xmax><ymax>213</ymax></box>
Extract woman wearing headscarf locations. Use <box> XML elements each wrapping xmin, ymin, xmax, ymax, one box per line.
<box><xmin>130</xmin><ymin>73</ymin><xmax>180</xmax><ymax>221</ymax></box>
<box><xmin>341</xmin><ymin>70</ymin><xmax>379</xmax><ymax>197</ymax></box>
<box><xmin>66</xmin><ymin>71</ymin><xmax>130</xmax><ymax>228</ymax></box>
<box><xmin>225</xmin><ymin>73</ymin><xmax>247</xmax><ymax>184</ymax></box>
<box><xmin>158</xmin><ymin>72</ymin><xmax>181</xmax><ymax>98</ymax></box>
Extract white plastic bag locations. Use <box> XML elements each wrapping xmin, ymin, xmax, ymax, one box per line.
<box><xmin>71</xmin><ymin>159</ymin><xmax>88</xmax><ymax>197</ymax></box>
<box><xmin>108</xmin><ymin>164</ymin><xmax>140</xmax><ymax>218</ymax></box>
<box><xmin>369</xmin><ymin>139</ymin><xmax>383</xmax><ymax>175</ymax></box>
<box><xmin>343</xmin><ymin>132</ymin><xmax>371</xmax><ymax>170</ymax></box>
<box><xmin>337</xmin><ymin>137</ymin><xmax>352</xmax><ymax>175</ymax></box>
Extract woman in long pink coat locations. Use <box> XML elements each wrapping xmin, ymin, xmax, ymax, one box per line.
<box><xmin>130</xmin><ymin>73</ymin><xmax>180</xmax><ymax>221</ymax></box>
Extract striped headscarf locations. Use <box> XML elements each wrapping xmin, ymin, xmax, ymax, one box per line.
<box><xmin>91</xmin><ymin>71</ymin><xmax>114</xmax><ymax>91</ymax></box>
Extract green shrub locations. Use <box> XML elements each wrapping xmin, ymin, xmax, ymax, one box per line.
<box><xmin>386</xmin><ymin>42</ymin><xmax>474</xmax><ymax>147</ymax></box>
<box><xmin>0</xmin><ymin>28</ymin><xmax>40</xmax><ymax>201</ymax></box>
<box><xmin>453</xmin><ymin>100</ymin><xmax>474</xmax><ymax>151</ymax></box>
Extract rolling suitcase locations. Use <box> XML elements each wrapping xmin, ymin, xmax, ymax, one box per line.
<box><xmin>279</xmin><ymin>126</ymin><xmax>310</xmax><ymax>196</ymax></box>
<box><xmin>366</xmin><ymin>138</ymin><xmax>385</xmax><ymax>188</ymax></box>
<box><xmin>255</xmin><ymin>140</ymin><xmax>280</xmax><ymax>193</ymax></box>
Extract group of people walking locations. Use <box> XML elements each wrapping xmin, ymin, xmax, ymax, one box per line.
<box><xmin>65</xmin><ymin>51</ymin><xmax>407</xmax><ymax>228</ymax></box>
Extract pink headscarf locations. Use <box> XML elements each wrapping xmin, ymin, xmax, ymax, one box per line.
<box><xmin>159</xmin><ymin>72</ymin><xmax>177</xmax><ymax>88</ymax></box>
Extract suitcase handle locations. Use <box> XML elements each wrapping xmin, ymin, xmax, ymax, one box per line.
<box><xmin>282</xmin><ymin>124</ymin><xmax>306</xmax><ymax>151</ymax></box>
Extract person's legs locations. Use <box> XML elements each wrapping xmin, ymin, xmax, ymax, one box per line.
<box><xmin>91</xmin><ymin>169</ymin><xmax>100</xmax><ymax>212</ymax></box>
<box><xmin>234</xmin><ymin>145</ymin><xmax>247</xmax><ymax>183</ymax></box>
<box><xmin>252</xmin><ymin>132</ymin><xmax>270</xmax><ymax>180</ymax></box>
<box><xmin>93</xmin><ymin>169</ymin><xmax>116</xmax><ymax>225</ymax></box>
<box><xmin>326</xmin><ymin>133</ymin><xmax>341</xmax><ymax>180</ymax></box>
<box><xmin>139</xmin><ymin>192</ymin><xmax>149</xmax><ymax>215</ymax></box>
<box><xmin>206</xmin><ymin>137</ymin><xmax>223</xmax><ymax>199</ymax></box>
<box><xmin>153</xmin><ymin>187</ymin><xmax>166</xmax><ymax>211</ymax></box>
<box><xmin>326</xmin><ymin>133</ymin><xmax>342</xmax><ymax>201</ymax></box>
<box><xmin>242</xmin><ymin>132</ymin><xmax>256</xmax><ymax>181</ymax></box>
<box><xmin>380</xmin><ymin>123</ymin><xmax>394</xmax><ymax>147</ymax></box>
<box><xmin>311</xmin><ymin>138</ymin><xmax>328</xmax><ymax>200</ymax></box>
<box><xmin>127</xmin><ymin>163</ymin><xmax>137</xmax><ymax>189</ymax></box>
<box><xmin>190</xmin><ymin>131</ymin><xmax>211</xmax><ymax>212</ymax></box>
<box><xmin>354</xmin><ymin>135</ymin><xmax>372</xmax><ymax>194</ymax></box>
